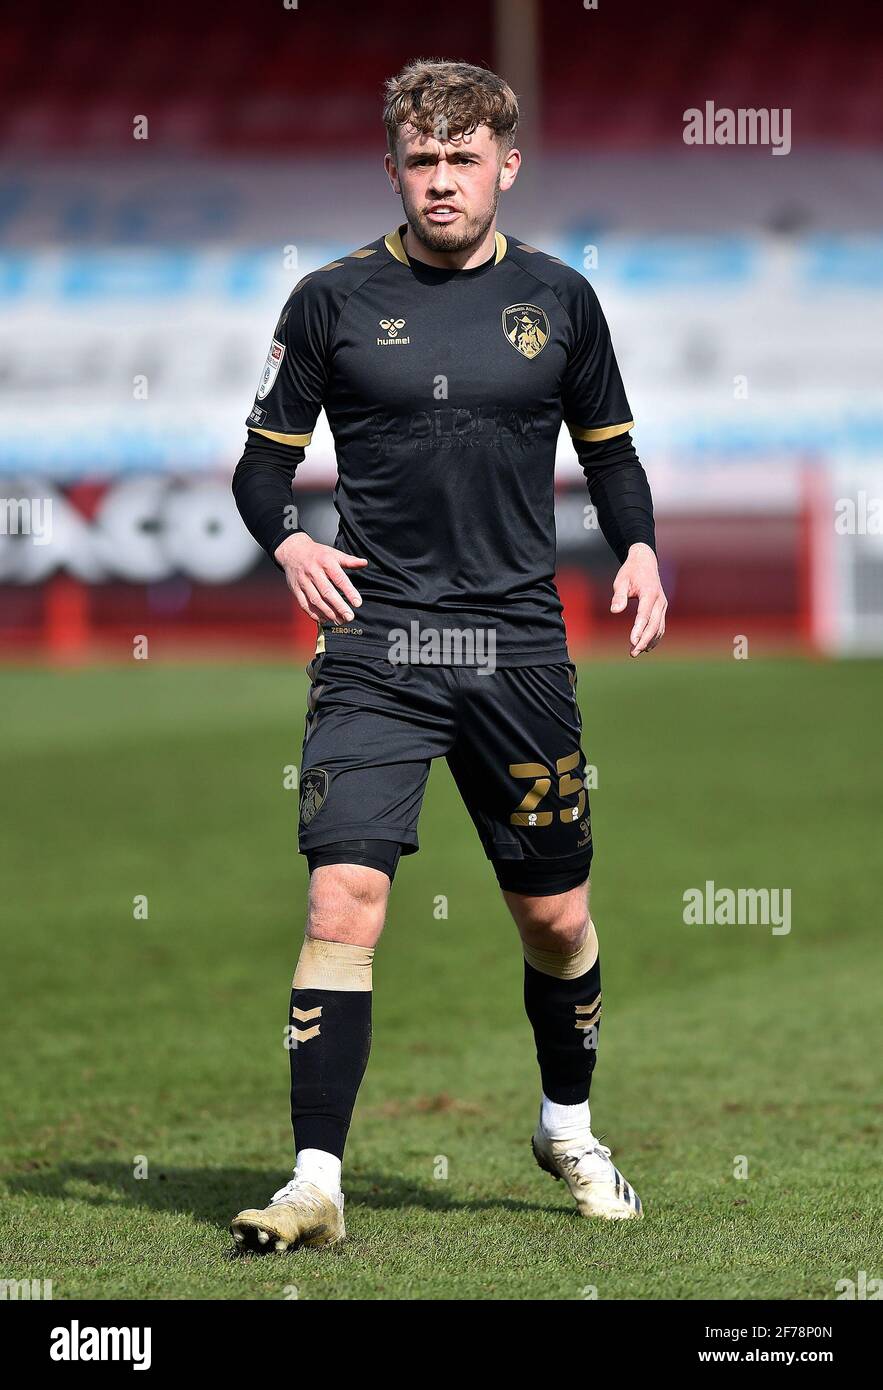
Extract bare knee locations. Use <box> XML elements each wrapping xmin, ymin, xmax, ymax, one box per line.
<box><xmin>307</xmin><ymin>863</ymin><xmax>390</xmax><ymax>947</ymax></box>
<box><xmin>504</xmin><ymin>883</ymin><xmax>591</xmax><ymax>954</ymax></box>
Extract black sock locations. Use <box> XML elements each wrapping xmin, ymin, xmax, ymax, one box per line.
<box><xmin>287</xmin><ymin>939</ymin><xmax>373</xmax><ymax>1161</ymax></box>
<box><xmin>523</xmin><ymin>941</ymin><xmax>601</xmax><ymax>1106</ymax></box>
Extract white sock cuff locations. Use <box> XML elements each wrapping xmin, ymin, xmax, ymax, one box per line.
<box><xmin>541</xmin><ymin>1095</ymin><xmax>591</xmax><ymax>1142</ymax></box>
<box><xmin>295</xmin><ymin>1147</ymin><xmax>342</xmax><ymax>1198</ymax></box>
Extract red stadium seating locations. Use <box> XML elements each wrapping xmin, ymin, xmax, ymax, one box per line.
<box><xmin>0</xmin><ymin>0</ymin><xmax>880</xmax><ymax>155</ymax></box>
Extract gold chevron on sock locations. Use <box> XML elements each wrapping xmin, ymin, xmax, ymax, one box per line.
<box><xmin>574</xmin><ymin>994</ymin><xmax>602</xmax><ymax>1030</ymax></box>
<box><xmin>291</xmin><ymin>1004</ymin><xmax>323</xmax><ymax>1042</ymax></box>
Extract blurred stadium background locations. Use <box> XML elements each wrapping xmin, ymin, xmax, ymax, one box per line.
<box><xmin>2</xmin><ymin>0</ymin><xmax>883</xmax><ymax>1305</ymax></box>
<box><xmin>2</xmin><ymin>0</ymin><xmax>882</xmax><ymax>661</ymax></box>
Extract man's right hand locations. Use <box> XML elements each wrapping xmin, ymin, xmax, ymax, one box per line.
<box><xmin>273</xmin><ymin>532</ymin><xmax>368</xmax><ymax>624</ymax></box>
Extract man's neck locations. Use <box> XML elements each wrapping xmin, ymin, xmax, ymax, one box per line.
<box><xmin>401</xmin><ymin>222</ymin><xmax>498</xmax><ymax>271</ymax></box>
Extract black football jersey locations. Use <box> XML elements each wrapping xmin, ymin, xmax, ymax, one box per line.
<box><xmin>245</xmin><ymin>226</ymin><xmax>634</xmax><ymax>665</ymax></box>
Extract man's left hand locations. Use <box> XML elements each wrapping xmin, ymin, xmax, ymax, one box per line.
<box><xmin>610</xmin><ymin>543</ymin><xmax>668</xmax><ymax>657</ymax></box>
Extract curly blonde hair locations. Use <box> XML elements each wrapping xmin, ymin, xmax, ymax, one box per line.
<box><xmin>383</xmin><ymin>59</ymin><xmax>519</xmax><ymax>158</ymax></box>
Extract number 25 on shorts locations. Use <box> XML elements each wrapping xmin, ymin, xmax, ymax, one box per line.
<box><xmin>508</xmin><ymin>753</ymin><xmax>586</xmax><ymax>827</ymax></box>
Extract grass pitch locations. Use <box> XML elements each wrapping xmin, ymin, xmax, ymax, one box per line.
<box><xmin>1</xmin><ymin>656</ymin><xmax>880</xmax><ymax>1300</ymax></box>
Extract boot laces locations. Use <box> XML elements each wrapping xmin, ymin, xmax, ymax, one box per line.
<box><xmin>270</xmin><ymin>1175</ymin><xmax>323</xmax><ymax>1209</ymax></box>
<box><xmin>560</xmin><ymin>1135</ymin><xmax>613</xmax><ymax>1178</ymax></box>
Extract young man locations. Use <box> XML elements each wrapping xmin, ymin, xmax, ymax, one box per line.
<box><xmin>230</xmin><ymin>59</ymin><xmax>666</xmax><ymax>1252</ymax></box>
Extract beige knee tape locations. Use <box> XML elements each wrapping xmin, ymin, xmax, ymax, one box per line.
<box><xmin>522</xmin><ymin>917</ymin><xmax>598</xmax><ymax>980</ymax></box>
<box><xmin>292</xmin><ymin>937</ymin><xmax>374</xmax><ymax>991</ymax></box>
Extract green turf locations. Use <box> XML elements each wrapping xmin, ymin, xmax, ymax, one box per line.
<box><xmin>1</xmin><ymin>657</ymin><xmax>881</xmax><ymax>1300</ymax></box>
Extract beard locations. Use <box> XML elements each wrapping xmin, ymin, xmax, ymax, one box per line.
<box><xmin>403</xmin><ymin>183</ymin><xmax>500</xmax><ymax>257</ymax></box>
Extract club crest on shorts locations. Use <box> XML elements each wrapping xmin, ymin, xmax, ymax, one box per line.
<box><xmin>299</xmin><ymin>769</ymin><xmax>328</xmax><ymax>826</ymax></box>
<box><xmin>256</xmin><ymin>337</ymin><xmax>285</xmax><ymax>400</ymax></box>
<box><xmin>502</xmin><ymin>303</ymin><xmax>549</xmax><ymax>359</ymax></box>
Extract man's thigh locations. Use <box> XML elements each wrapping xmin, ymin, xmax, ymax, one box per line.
<box><xmin>447</xmin><ymin>661</ymin><xmax>593</xmax><ymax>894</ymax></box>
<box><xmin>298</xmin><ymin>651</ymin><xmax>457</xmax><ymax>858</ymax></box>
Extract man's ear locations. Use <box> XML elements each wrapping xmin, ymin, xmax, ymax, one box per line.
<box><xmin>384</xmin><ymin>151</ymin><xmax>400</xmax><ymax>194</ymax></box>
<box><xmin>498</xmin><ymin>146</ymin><xmax>521</xmax><ymax>193</ymax></box>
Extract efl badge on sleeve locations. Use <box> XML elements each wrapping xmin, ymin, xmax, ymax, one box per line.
<box><xmin>256</xmin><ymin>338</ymin><xmax>285</xmax><ymax>400</ymax></box>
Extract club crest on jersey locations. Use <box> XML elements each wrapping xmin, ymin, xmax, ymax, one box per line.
<box><xmin>299</xmin><ymin>769</ymin><xmax>328</xmax><ymax>826</ymax></box>
<box><xmin>256</xmin><ymin>337</ymin><xmax>285</xmax><ymax>399</ymax></box>
<box><xmin>502</xmin><ymin>303</ymin><xmax>549</xmax><ymax>360</ymax></box>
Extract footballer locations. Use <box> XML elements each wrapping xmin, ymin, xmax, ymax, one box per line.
<box><xmin>230</xmin><ymin>59</ymin><xmax>667</xmax><ymax>1252</ymax></box>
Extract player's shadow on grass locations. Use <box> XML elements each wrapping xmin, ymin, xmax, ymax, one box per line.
<box><xmin>6</xmin><ymin>1163</ymin><xmax>566</xmax><ymax>1224</ymax></box>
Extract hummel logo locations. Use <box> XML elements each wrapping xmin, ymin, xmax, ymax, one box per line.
<box><xmin>291</xmin><ymin>1004</ymin><xmax>322</xmax><ymax>1043</ymax></box>
<box><xmin>377</xmin><ymin>317</ymin><xmax>410</xmax><ymax>346</ymax></box>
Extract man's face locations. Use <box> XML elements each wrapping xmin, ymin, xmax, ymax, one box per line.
<box><xmin>385</xmin><ymin>123</ymin><xmax>520</xmax><ymax>255</ymax></box>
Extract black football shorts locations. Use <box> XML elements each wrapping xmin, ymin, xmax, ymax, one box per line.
<box><xmin>297</xmin><ymin>650</ymin><xmax>593</xmax><ymax>885</ymax></box>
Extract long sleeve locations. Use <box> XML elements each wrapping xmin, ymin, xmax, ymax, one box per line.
<box><xmin>231</xmin><ymin>432</ymin><xmax>306</xmax><ymax>562</ymax></box>
<box><xmin>575</xmin><ymin>430</ymin><xmax>656</xmax><ymax>563</ymax></box>
<box><xmin>556</xmin><ymin>276</ymin><xmax>655</xmax><ymax>564</ymax></box>
<box><xmin>233</xmin><ymin>267</ymin><xmax>333</xmax><ymax>561</ymax></box>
